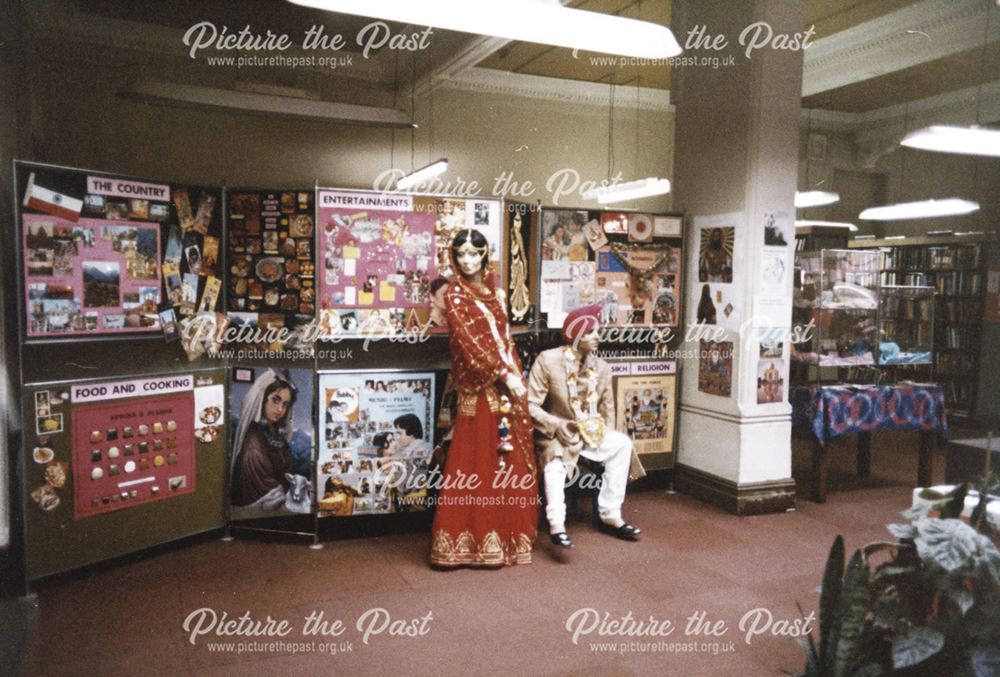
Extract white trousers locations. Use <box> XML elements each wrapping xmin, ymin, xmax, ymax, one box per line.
<box><xmin>543</xmin><ymin>429</ymin><xmax>632</xmax><ymax>531</ymax></box>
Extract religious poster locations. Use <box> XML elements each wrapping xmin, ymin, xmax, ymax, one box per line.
<box><xmin>317</xmin><ymin>371</ymin><xmax>435</xmax><ymax>516</ymax></box>
<box><xmin>17</xmin><ymin>164</ymin><xmax>222</xmax><ymax>339</ymax></box>
<box><xmin>541</xmin><ymin>208</ymin><xmax>682</xmax><ymax>329</ymax></box>
<box><xmin>756</xmin><ymin>358</ymin><xmax>786</xmax><ymax>404</ymax></box>
<box><xmin>698</xmin><ymin>340</ymin><xmax>734</xmax><ymax>397</ymax></box>
<box><xmin>692</xmin><ymin>213</ymin><xmax>743</xmax><ymax>332</ymax></box>
<box><xmin>316</xmin><ymin>190</ymin><xmax>501</xmax><ymax>338</ymax></box>
<box><xmin>229</xmin><ymin>368</ymin><xmax>315</xmax><ymax>520</ymax></box>
<box><xmin>762</xmin><ymin>210</ymin><xmax>792</xmax><ymax>247</ymax></box>
<box><xmin>226</xmin><ymin>190</ymin><xmax>316</xmax><ymax>339</ymax></box>
<box><xmin>614</xmin><ymin>373</ymin><xmax>676</xmax><ymax>457</ymax></box>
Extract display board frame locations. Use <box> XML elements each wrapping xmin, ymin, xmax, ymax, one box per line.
<box><xmin>20</xmin><ymin>367</ymin><xmax>228</xmax><ymax>580</ymax></box>
<box><xmin>13</xmin><ymin>160</ymin><xmax>225</xmax><ymax>345</ymax></box>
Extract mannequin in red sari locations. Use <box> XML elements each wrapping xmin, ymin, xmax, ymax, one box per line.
<box><xmin>429</xmin><ymin>229</ymin><xmax>538</xmax><ymax>567</ymax></box>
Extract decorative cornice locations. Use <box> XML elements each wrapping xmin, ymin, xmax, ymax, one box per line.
<box><xmin>433</xmin><ymin>67</ymin><xmax>673</xmax><ymax>112</ymax></box>
<box><xmin>803</xmin><ymin>0</ymin><xmax>999</xmax><ymax>97</ymax></box>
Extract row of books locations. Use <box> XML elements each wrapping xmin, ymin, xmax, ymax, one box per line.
<box><xmin>880</xmin><ymin>245</ymin><xmax>981</xmax><ymax>272</ymax></box>
<box><xmin>880</xmin><ymin>296</ymin><xmax>933</xmax><ymax>322</ymax></box>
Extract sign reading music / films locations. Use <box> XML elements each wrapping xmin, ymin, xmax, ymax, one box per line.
<box><xmin>317</xmin><ymin>371</ymin><xmax>434</xmax><ymax>515</ymax></box>
<box><xmin>316</xmin><ymin>189</ymin><xmax>502</xmax><ymax>337</ymax></box>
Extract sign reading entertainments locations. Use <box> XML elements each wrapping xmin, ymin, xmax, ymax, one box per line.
<box><xmin>318</xmin><ymin>191</ymin><xmax>413</xmax><ymax>210</ymax></box>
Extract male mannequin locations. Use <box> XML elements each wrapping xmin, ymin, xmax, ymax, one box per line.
<box><xmin>526</xmin><ymin>304</ymin><xmax>644</xmax><ymax>548</ymax></box>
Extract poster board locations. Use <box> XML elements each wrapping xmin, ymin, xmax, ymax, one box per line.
<box><xmin>226</xmin><ymin>190</ymin><xmax>316</xmax><ymax>342</ymax></box>
<box><xmin>504</xmin><ymin>202</ymin><xmax>538</xmax><ymax>329</ymax></box>
<box><xmin>539</xmin><ymin>208</ymin><xmax>683</xmax><ymax>330</ymax></box>
<box><xmin>15</xmin><ymin>162</ymin><xmax>223</xmax><ymax>340</ymax></box>
<box><xmin>22</xmin><ymin>369</ymin><xmax>227</xmax><ymax>580</ymax></box>
<box><xmin>315</xmin><ymin>189</ymin><xmax>502</xmax><ymax>338</ymax></box>
<box><xmin>316</xmin><ymin>371</ymin><xmax>435</xmax><ymax>516</ymax></box>
<box><xmin>228</xmin><ymin>367</ymin><xmax>316</xmax><ymax>520</ymax></box>
<box><xmin>612</xmin><ymin>360</ymin><xmax>677</xmax><ymax>470</ymax></box>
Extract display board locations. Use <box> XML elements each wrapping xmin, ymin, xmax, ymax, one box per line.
<box><xmin>22</xmin><ymin>369</ymin><xmax>227</xmax><ymax>580</ymax></box>
<box><xmin>228</xmin><ymin>367</ymin><xmax>315</xmax><ymax>520</ymax></box>
<box><xmin>227</xmin><ymin>190</ymin><xmax>316</xmax><ymax>340</ymax></box>
<box><xmin>316</xmin><ymin>371</ymin><xmax>435</xmax><ymax>515</ymax></box>
<box><xmin>540</xmin><ymin>208</ymin><xmax>683</xmax><ymax>329</ymax></box>
<box><xmin>15</xmin><ymin>162</ymin><xmax>223</xmax><ymax>339</ymax></box>
<box><xmin>612</xmin><ymin>360</ymin><xmax>677</xmax><ymax>470</ymax></box>
<box><xmin>315</xmin><ymin>190</ymin><xmax>502</xmax><ymax>337</ymax></box>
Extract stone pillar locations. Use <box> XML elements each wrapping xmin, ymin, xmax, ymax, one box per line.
<box><xmin>671</xmin><ymin>0</ymin><xmax>805</xmax><ymax>514</ymax></box>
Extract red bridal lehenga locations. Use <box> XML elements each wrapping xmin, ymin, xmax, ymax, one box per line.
<box><xmin>429</xmin><ymin>272</ymin><xmax>538</xmax><ymax>567</ymax></box>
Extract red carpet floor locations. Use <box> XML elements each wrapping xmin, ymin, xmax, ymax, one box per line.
<box><xmin>19</xmin><ymin>430</ymin><xmax>952</xmax><ymax>676</ymax></box>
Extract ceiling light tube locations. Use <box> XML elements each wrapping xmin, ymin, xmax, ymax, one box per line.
<box><xmin>794</xmin><ymin>220</ymin><xmax>858</xmax><ymax>231</ymax></box>
<box><xmin>901</xmin><ymin>125</ymin><xmax>1000</xmax><ymax>158</ymax></box>
<box><xmin>395</xmin><ymin>159</ymin><xmax>449</xmax><ymax>191</ymax></box>
<box><xmin>794</xmin><ymin>191</ymin><xmax>840</xmax><ymax>208</ymax></box>
<box><xmin>859</xmin><ymin>199</ymin><xmax>980</xmax><ymax>221</ymax></box>
<box><xmin>287</xmin><ymin>0</ymin><xmax>682</xmax><ymax>59</ymax></box>
<box><xmin>581</xmin><ymin>177</ymin><xmax>671</xmax><ymax>204</ymax></box>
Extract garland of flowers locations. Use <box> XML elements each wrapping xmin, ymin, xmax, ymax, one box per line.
<box><xmin>563</xmin><ymin>347</ymin><xmax>606</xmax><ymax>448</ymax></box>
<box><xmin>608</xmin><ymin>242</ymin><xmax>673</xmax><ymax>281</ymax></box>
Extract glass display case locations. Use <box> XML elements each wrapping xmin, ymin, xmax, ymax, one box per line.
<box><xmin>792</xmin><ymin>249</ymin><xmax>880</xmax><ymax>378</ymax></box>
<box><xmin>878</xmin><ymin>285</ymin><xmax>935</xmax><ymax>365</ymax></box>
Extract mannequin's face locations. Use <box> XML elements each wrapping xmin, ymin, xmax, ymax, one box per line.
<box><xmin>264</xmin><ymin>386</ymin><xmax>292</xmax><ymax>424</ymax></box>
<box><xmin>456</xmin><ymin>245</ymin><xmax>484</xmax><ymax>277</ymax></box>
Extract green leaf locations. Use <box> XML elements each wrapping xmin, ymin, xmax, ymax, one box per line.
<box><xmin>944</xmin><ymin>483</ymin><xmax>970</xmax><ymax>520</ymax></box>
<box><xmin>915</xmin><ymin>519</ymin><xmax>984</xmax><ymax>572</ymax></box>
<box><xmin>891</xmin><ymin>627</ymin><xmax>945</xmax><ymax>670</ymax></box>
<box><xmin>833</xmin><ymin>550</ymin><xmax>870</xmax><ymax>677</ymax></box>
<box><xmin>820</xmin><ymin>536</ymin><xmax>845</xmax><ymax>675</ymax></box>
<box><xmin>887</xmin><ymin>523</ymin><xmax>917</xmax><ymax>539</ymax></box>
<box><xmin>971</xmin><ymin>646</ymin><xmax>1000</xmax><ymax>677</ymax></box>
<box><xmin>853</xmin><ymin>663</ymin><xmax>883</xmax><ymax>677</ymax></box>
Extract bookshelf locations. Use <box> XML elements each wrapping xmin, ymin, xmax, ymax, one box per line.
<box><xmin>850</xmin><ymin>235</ymin><xmax>993</xmax><ymax>417</ymax></box>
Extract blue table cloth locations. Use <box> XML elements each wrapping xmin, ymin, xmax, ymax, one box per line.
<box><xmin>790</xmin><ymin>384</ymin><xmax>948</xmax><ymax>445</ymax></box>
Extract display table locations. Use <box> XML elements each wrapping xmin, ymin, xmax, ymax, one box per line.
<box><xmin>791</xmin><ymin>384</ymin><xmax>949</xmax><ymax>502</ymax></box>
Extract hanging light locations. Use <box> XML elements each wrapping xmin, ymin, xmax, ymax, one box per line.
<box><xmin>901</xmin><ymin>125</ymin><xmax>1000</xmax><ymax>158</ymax></box>
<box><xmin>858</xmin><ymin>199</ymin><xmax>980</xmax><ymax>221</ymax></box>
<box><xmin>395</xmin><ymin>158</ymin><xmax>448</xmax><ymax>191</ymax></box>
<box><xmin>794</xmin><ymin>190</ymin><xmax>840</xmax><ymax>208</ymax></box>
<box><xmin>795</xmin><ymin>220</ymin><xmax>857</xmax><ymax>231</ymax></box>
<box><xmin>582</xmin><ymin>177</ymin><xmax>671</xmax><ymax>204</ymax></box>
<box><xmin>287</xmin><ymin>0</ymin><xmax>682</xmax><ymax>59</ymax></box>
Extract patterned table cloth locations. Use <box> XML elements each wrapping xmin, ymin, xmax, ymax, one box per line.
<box><xmin>790</xmin><ymin>384</ymin><xmax>948</xmax><ymax>445</ymax></box>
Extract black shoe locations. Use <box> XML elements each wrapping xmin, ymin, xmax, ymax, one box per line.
<box><xmin>550</xmin><ymin>532</ymin><xmax>574</xmax><ymax>548</ymax></box>
<box><xmin>597</xmin><ymin>522</ymin><xmax>641</xmax><ymax>540</ymax></box>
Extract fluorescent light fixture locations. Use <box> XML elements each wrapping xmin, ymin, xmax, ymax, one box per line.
<box><xmin>581</xmin><ymin>177</ymin><xmax>671</xmax><ymax>204</ymax></box>
<box><xmin>927</xmin><ymin>230</ymin><xmax>954</xmax><ymax>236</ymax></box>
<box><xmin>854</xmin><ymin>235</ymin><xmax>876</xmax><ymax>240</ymax></box>
<box><xmin>859</xmin><ymin>198</ymin><xmax>980</xmax><ymax>221</ymax></box>
<box><xmin>287</xmin><ymin>0</ymin><xmax>682</xmax><ymax>59</ymax></box>
<box><xmin>901</xmin><ymin>125</ymin><xmax>1000</xmax><ymax>158</ymax></box>
<box><xmin>118</xmin><ymin>80</ymin><xmax>414</xmax><ymax>128</ymax></box>
<box><xmin>885</xmin><ymin>235</ymin><xmax>906</xmax><ymax>240</ymax></box>
<box><xmin>794</xmin><ymin>190</ymin><xmax>840</xmax><ymax>208</ymax></box>
<box><xmin>795</xmin><ymin>220</ymin><xmax>858</xmax><ymax>231</ymax></box>
<box><xmin>395</xmin><ymin>159</ymin><xmax>449</xmax><ymax>190</ymax></box>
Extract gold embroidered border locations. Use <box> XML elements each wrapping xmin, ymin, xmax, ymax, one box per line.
<box><xmin>430</xmin><ymin>528</ymin><xmax>535</xmax><ymax>567</ymax></box>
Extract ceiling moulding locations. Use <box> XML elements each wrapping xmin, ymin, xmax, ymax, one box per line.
<box><xmin>803</xmin><ymin>81</ymin><xmax>1000</xmax><ymax>135</ymax></box>
<box><xmin>23</xmin><ymin>0</ymin><xmax>390</xmax><ymax>84</ymax></box>
<box><xmin>118</xmin><ymin>80</ymin><xmax>414</xmax><ymax>128</ymax></box>
<box><xmin>802</xmin><ymin>0</ymin><xmax>998</xmax><ymax>97</ymax></box>
<box><xmin>413</xmin><ymin>35</ymin><xmax>511</xmax><ymax>98</ymax></box>
<box><xmin>433</xmin><ymin>68</ymin><xmax>672</xmax><ymax>112</ymax></box>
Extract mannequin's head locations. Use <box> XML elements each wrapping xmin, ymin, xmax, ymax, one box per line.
<box><xmin>450</xmin><ymin>229</ymin><xmax>489</xmax><ymax>279</ymax></box>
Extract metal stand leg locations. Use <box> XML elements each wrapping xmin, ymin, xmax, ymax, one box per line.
<box><xmin>811</xmin><ymin>437</ymin><xmax>828</xmax><ymax>503</ymax></box>
<box><xmin>857</xmin><ymin>432</ymin><xmax>872</xmax><ymax>478</ymax></box>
